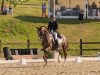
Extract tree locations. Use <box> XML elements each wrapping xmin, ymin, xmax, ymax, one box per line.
<box><xmin>55</xmin><ymin>0</ymin><xmax>58</xmax><ymax>4</ymax></box>
<box><xmin>1</xmin><ymin>0</ymin><xmax>4</xmax><ymax>14</ymax></box>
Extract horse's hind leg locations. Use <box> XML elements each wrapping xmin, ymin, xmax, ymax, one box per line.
<box><xmin>43</xmin><ymin>50</ymin><xmax>48</xmax><ymax>66</ymax></box>
<box><xmin>62</xmin><ymin>46</ymin><xmax>67</xmax><ymax>64</ymax></box>
<box><xmin>63</xmin><ymin>49</ymin><xmax>67</xmax><ymax>64</ymax></box>
<box><xmin>57</xmin><ymin>50</ymin><xmax>61</xmax><ymax>63</ymax></box>
<box><xmin>63</xmin><ymin>40</ymin><xmax>68</xmax><ymax>64</ymax></box>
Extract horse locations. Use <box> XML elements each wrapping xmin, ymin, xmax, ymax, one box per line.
<box><xmin>36</xmin><ymin>26</ymin><xmax>68</xmax><ymax>66</ymax></box>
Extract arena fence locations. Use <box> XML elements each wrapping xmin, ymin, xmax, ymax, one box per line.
<box><xmin>3</xmin><ymin>47</ymin><xmax>38</xmax><ymax>60</ymax></box>
<box><xmin>80</xmin><ymin>39</ymin><xmax>100</xmax><ymax>56</ymax></box>
<box><xmin>0</xmin><ymin>40</ymin><xmax>100</xmax><ymax>58</ymax></box>
<box><xmin>0</xmin><ymin>39</ymin><xmax>39</xmax><ymax>52</ymax></box>
<box><xmin>0</xmin><ymin>38</ymin><xmax>100</xmax><ymax>57</ymax></box>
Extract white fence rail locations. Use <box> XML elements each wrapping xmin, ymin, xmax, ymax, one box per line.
<box><xmin>0</xmin><ymin>57</ymin><xmax>100</xmax><ymax>65</ymax></box>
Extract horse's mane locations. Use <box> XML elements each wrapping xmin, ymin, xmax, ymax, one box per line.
<box><xmin>39</xmin><ymin>26</ymin><xmax>47</xmax><ymax>29</ymax></box>
<box><xmin>39</xmin><ymin>26</ymin><xmax>49</xmax><ymax>33</ymax></box>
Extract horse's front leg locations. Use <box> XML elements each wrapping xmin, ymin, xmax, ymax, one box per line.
<box><xmin>56</xmin><ymin>50</ymin><xmax>61</xmax><ymax>63</ymax></box>
<box><xmin>53</xmin><ymin>51</ymin><xmax>60</xmax><ymax>62</ymax></box>
<box><xmin>43</xmin><ymin>49</ymin><xmax>48</xmax><ymax>66</ymax></box>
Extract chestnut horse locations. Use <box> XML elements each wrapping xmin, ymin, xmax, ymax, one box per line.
<box><xmin>36</xmin><ymin>26</ymin><xmax>68</xmax><ymax>66</ymax></box>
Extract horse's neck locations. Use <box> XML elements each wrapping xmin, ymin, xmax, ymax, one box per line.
<box><xmin>44</xmin><ymin>30</ymin><xmax>50</xmax><ymax>40</ymax></box>
<box><xmin>41</xmin><ymin>30</ymin><xmax>50</xmax><ymax>47</ymax></box>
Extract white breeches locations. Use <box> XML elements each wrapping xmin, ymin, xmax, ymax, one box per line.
<box><xmin>53</xmin><ymin>32</ymin><xmax>57</xmax><ymax>40</ymax></box>
<box><xmin>50</xmin><ymin>30</ymin><xmax>57</xmax><ymax>40</ymax></box>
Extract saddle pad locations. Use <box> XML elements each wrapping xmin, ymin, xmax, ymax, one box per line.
<box><xmin>57</xmin><ymin>38</ymin><xmax>63</xmax><ymax>44</ymax></box>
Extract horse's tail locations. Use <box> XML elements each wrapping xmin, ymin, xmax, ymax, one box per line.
<box><xmin>62</xmin><ymin>35</ymin><xmax>68</xmax><ymax>50</ymax></box>
<box><xmin>64</xmin><ymin>40</ymin><xmax>68</xmax><ymax>50</ymax></box>
<box><xmin>62</xmin><ymin>36</ymin><xmax>68</xmax><ymax>60</ymax></box>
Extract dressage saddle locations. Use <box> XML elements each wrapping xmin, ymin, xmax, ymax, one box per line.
<box><xmin>57</xmin><ymin>32</ymin><xmax>61</xmax><ymax>39</ymax></box>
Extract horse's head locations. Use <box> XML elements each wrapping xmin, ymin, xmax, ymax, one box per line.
<box><xmin>36</xmin><ymin>26</ymin><xmax>48</xmax><ymax>40</ymax></box>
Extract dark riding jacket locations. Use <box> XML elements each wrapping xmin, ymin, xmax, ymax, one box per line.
<box><xmin>48</xmin><ymin>20</ymin><xmax>58</xmax><ymax>32</ymax></box>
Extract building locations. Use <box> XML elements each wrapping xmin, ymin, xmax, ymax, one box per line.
<box><xmin>48</xmin><ymin>0</ymin><xmax>100</xmax><ymax>19</ymax></box>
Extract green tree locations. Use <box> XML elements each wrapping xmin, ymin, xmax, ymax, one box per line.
<box><xmin>1</xmin><ymin>0</ymin><xmax>4</xmax><ymax>14</ymax></box>
<box><xmin>55</xmin><ymin>0</ymin><xmax>58</xmax><ymax>4</ymax></box>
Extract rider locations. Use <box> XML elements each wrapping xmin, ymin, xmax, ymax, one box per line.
<box><xmin>48</xmin><ymin>15</ymin><xmax>59</xmax><ymax>47</ymax></box>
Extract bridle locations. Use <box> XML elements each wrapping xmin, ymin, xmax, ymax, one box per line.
<box><xmin>37</xmin><ymin>27</ymin><xmax>46</xmax><ymax>41</ymax></box>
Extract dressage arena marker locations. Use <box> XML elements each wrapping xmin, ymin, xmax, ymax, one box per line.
<box><xmin>19</xmin><ymin>58</ymin><xmax>27</xmax><ymax>65</ymax></box>
<box><xmin>75</xmin><ymin>57</ymin><xmax>81</xmax><ymax>63</ymax></box>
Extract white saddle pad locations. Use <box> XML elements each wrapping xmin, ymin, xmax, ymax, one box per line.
<box><xmin>57</xmin><ymin>38</ymin><xmax>63</xmax><ymax>44</ymax></box>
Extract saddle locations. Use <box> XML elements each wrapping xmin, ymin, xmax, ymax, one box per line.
<box><xmin>57</xmin><ymin>32</ymin><xmax>62</xmax><ymax>39</ymax></box>
<box><xmin>53</xmin><ymin>32</ymin><xmax>62</xmax><ymax>48</ymax></box>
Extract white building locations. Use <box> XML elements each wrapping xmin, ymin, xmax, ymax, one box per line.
<box><xmin>48</xmin><ymin>0</ymin><xmax>100</xmax><ymax>19</ymax></box>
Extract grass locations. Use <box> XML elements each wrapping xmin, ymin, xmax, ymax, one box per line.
<box><xmin>0</xmin><ymin>0</ymin><xmax>100</xmax><ymax>57</ymax></box>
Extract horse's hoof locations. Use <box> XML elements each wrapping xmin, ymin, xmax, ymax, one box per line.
<box><xmin>44</xmin><ymin>64</ymin><xmax>47</xmax><ymax>67</ymax></box>
<box><xmin>62</xmin><ymin>64</ymin><xmax>64</xmax><ymax>66</ymax></box>
<box><xmin>58</xmin><ymin>59</ymin><xmax>61</xmax><ymax>63</ymax></box>
<box><xmin>44</xmin><ymin>65</ymin><xmax>46</xmax><ymax>67</ymax></box>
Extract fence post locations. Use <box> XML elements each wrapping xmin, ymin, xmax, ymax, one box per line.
<box><xmin>80</xmin><ymin>39</ymin><xmax>83</xmax><ymax>56</ymax></box>
<box><xmin>27</xmin><ymin>33</ymin><xmax>30</xmax><ymax>49</ymax></box>
<box><xmin>0</xmin><ymin>40</ymin><xmax>1</xmax><ymax>55</ymax></box>
<box><xmin>27</xmin><ymin>39</ymin><xmax>30</xmax><ymax>49</ymax></box>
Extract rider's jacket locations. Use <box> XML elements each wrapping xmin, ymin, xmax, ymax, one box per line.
<box><xmin>48</xmin><ymin>20</ymin><xmax>58</xmax><ymax>32</ymax></box>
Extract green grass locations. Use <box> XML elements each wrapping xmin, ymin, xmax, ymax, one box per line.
<box><xmin>0</xmin><ymin>0</ymin><xmax>100</xmax><ymax>57</ymax></box>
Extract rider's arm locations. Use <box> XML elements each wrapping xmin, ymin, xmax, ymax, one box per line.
<box><xmin>48</xmin><ymin>22</ymin><xmax>50</xmax><ymax>31</ymax></box>
<box><xmin>55</xmin><ymin>21</ymin><xmax>58</xmax><ymax>31</ymax></box>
